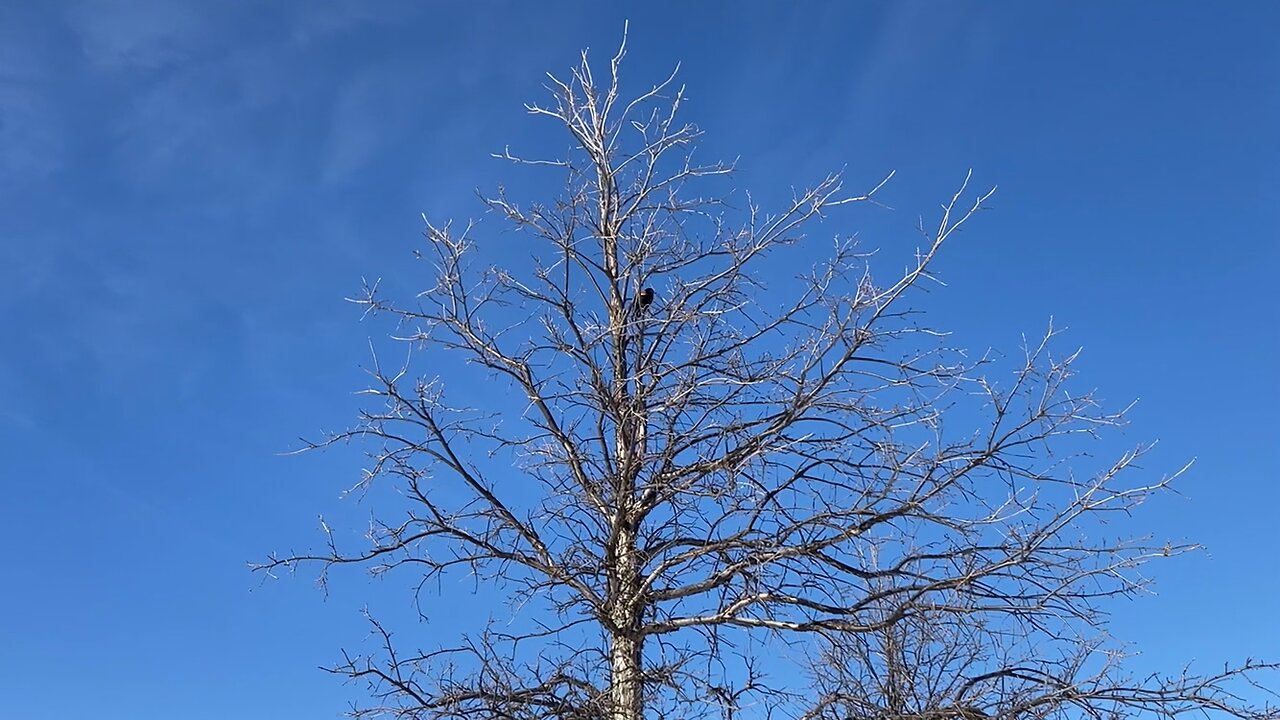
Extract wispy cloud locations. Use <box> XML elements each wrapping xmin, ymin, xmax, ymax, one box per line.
<box><xmin>287</xmin><ymin>2</ymin><xmax>421</xmax><ymax>47</ymax></box>
<box><xmin>62</xmin><ymin>0</ymin><xmax>210</xmax><ymax>72</ymax></box>
<box><xmin>61</xmin><ymin>3</ymin><xmax>434</xmax><ymax>203</ymax></box>
<box><xmin>319</xmin><ymin>65</ymin><xmax>420</xmax><ymax>186</ymax></box>
<box><xmin>0</xmin><ymin>10</ymin><xmax>67</xmax><ymax>184</ymax></box>
<box><xmin>0</xmin><ymin>80</ymin><xmax>66</xmax><ymax>184</ymax></box>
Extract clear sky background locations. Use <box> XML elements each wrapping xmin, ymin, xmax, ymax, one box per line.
<box><xmin>2</xmin><ymin>2</ymin><xmax>1277</xmax><ymax>718</ymax></box>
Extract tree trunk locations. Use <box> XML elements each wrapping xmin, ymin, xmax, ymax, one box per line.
<box><xmin>609</xmin><ymin>625</ymin><xmax>644</xmax><ymax>720</ymax></box>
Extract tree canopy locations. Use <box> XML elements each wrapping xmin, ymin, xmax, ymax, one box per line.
<box><xmin>259</xmin><ymin>35</ymin><xmax>1277</xmax><ymax>720</ymax></box>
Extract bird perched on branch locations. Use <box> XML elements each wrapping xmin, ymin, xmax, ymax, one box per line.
<box><xmin>624</xmin><ymin>288</ymin><xmax>655</xmax><ymax>335</ymax></box>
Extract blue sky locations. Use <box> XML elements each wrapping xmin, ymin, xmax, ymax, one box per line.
<box><xmin>2</xmin><ymin>2</ymin><xmax>1277</xmax><ymax>718</ymax></box>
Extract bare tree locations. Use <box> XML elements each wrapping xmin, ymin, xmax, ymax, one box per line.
<box><xmin>258</xmin><ymin>34</ymin><xmax>1276</xmax><ymax>720</ymax></box>
<box><xmin>806</xmin><ymin>592</ymin><xmax>1275</xmax><ymax>720</ymax></box>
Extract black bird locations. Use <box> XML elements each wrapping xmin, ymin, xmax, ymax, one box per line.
<box><xmin>637</xmin><ymin>287</ymin><xmax>655</xmax><ymax>310</ymax></box>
